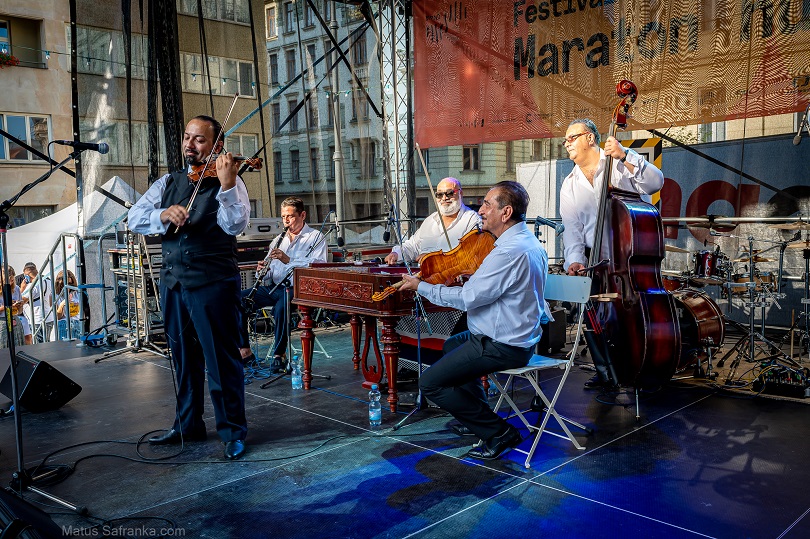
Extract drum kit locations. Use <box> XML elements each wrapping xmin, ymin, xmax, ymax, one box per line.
<box><xmin>663</xmin><ymin>220</ymin><xmax>810</xmax><ymax>381</ymax></box>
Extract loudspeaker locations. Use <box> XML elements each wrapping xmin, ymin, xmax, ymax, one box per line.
<box><xmin>0</xmin><ymin>352</ymin><xmax>81</xmax><ymax>413</ymax></box>
<box><xmin>0</xmin><ymin>488</ymin><xmax>64</xmax><ymax>538</ymax></box>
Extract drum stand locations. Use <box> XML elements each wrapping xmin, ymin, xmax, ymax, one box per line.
<box><xmin>779</xmin><ymin>245</ymin><xmax>810</xmax><ymax>362</ymax></box>
<box><xmin>718</xmin><ymin>236</ymin><xmax>800</xmax><ymax>385</ymax></box>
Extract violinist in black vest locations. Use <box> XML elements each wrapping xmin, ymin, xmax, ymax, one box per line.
<box><xmin>128</xmin><ymin>115</ymin><xmax>250</xmax><ymax>460</ymax></box>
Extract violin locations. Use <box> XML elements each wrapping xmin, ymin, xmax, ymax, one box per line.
<box><xmin>187</xmin><ymin>155</ymin><xmax>263</xmax><ymax>182</ymax></box>
<box><xmin>371</xmin><ymin>227</ymin><xmax>495</xmax><ymax>302</ymax></box>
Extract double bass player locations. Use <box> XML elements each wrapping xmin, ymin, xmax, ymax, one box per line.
<box><xmin>559</xmin><ymin>118</ymin><xmax>664</xmax><ymax>389</ymax></box>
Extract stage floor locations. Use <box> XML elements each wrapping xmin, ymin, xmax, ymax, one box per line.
<box><xmin>0</xmin><ymin>326</ymin><xmax>808</xmax><ymax>538</ymax></box>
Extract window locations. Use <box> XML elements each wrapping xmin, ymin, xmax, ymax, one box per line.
<box><xmin>273</xmin><ymin>151</ymin><xmax>282</xmax><ymax>183</ymax></box>
<box><xmin>179</xmin><ymin>52</ymin><xmax>255</xmax><ymax>97</ymax></box>
<box><xmin>307</xmin><ymin>95</ymin><xmax>318</xmax><ymax>128</ymax></box>
<box><xmin>505</xmin><ymin>141</ymin><xmax>514</xmax><ymax>172</ymax></box>
<box><xmin>290</xmin><ymin>149</ymin><xmax>300</xmax><ymax>182</ymax></box>
<box><xmin>73</xmin><ymin>25</ymin><xmax>148</xmax><ymax>79</ymax></box>
<box><xmin>269</xmin><ymin>53</ymin><xmax>278</xmax><ymax>85</ymax></box>
<box><xmin>283</xmin><ymin>2</ymin><xmax>295</xmax><ymax>33</ymax></box>
<box><xmin>79</xmin><ymin>119</ymin><xmax>166</xmax><ymax>166</ymax></box>
<box><xmin>360</xmin><ymin>139</ymin><xmax>376</xmax><ymax>178</ymax></box>
<box><xmin>351</xmin><ymin>34</ymin><xmax>367</xmax><ymax>66</ymax></box>
<box><xmin>0</xmin><ymin>114</ymin><xmax>50</xmax><ymax>162</ymax></box>
<box><xmin>249</xmin><ymin>200</ymin><xmax>259</xmax><ymax>219</ymax></box>
<box><xmin>351</xmin><ymin>91</ymin><xmax>369</xmax><ymax>121</ymax></box>
<box><xmin>310</xmin><ymin>148</ymin><xmax>319</xmax><ymax>180</ymax></box>
<box><xmin>8</xmin><ymin>206</ymin><xmax>55</xmax><ymax>228</ymax></box>
<box><xmin>285</xmin><ymin>49</ymin><xmax>296</xmax><ymax>81</ymax></box>
<box><xmin>266</xmin><ymin>5</ymin><xmax>278</xmax><ymax>39</ymax></box>
<box><xmin>324</xmin><ymin>0</ymin><xmax>333</xmax><ymax>21</ymax></box>
<box><xmin>271</xmin><ymin>103</ymin><xmax>281</xmax><ymax>133</ymax></box>
<box><xmin>177</xmin><ymin>0</ymin><xmax>250</xmax><ymax>24</ymax></box>
<box><xmin>1</xmin><ymin>17</ymin><xmax>45</xmax><ymax>68</ymax></box>
<box><xmin>288</xmin><ymin>99</ymin><xmax>299</xmax><ymax>131</ymax></box>
<box><xmin>225</xmin><ymin>133</ymin><xmax>258</xmax><ymax>158</ymax></box>
<box><xmin>323</xmin><ymin>39</ymin><xmax>333</xmax><ymax>71</ymax></box>
<box><xmin>328</xmin><ymin>144</ymin><xmax>335</xmax><ymax>180</ymax></box>
<box><xmin>304</xmin><ymin>1</ymin><xmax>314</xmax><ymax>26</ymax></box>
<box><xmin>463</xmin><ymin>145</ymin><xmax>480</xmax><ymax>171</ymax></box>
<box><xmin>415</xmin><ymin>148</ymin><xmax>429</xmax><ymax>174</ymax></box>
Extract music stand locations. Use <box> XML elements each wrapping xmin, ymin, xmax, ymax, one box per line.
<box><xmin>0</xmin><ymin>151</ymin><xmax>87</xmax><ymax>513</ymax></box>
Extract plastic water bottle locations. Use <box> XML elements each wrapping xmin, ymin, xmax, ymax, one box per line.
<box><xmin>368</xmin><ymin>384</ymin><xmax>382</xmax><ymax>428</ymax></box>
<box><xmin>290</xmin><ymin>356</ymin><xmax>303</xmax><ymax>390</ymax></box>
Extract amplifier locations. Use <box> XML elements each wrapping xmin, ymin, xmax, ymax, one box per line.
<box><xmin>752</xmin><ymin>366</ymin><xmax>810</xmax><ymax>398</ymax></box>
<box><xmin>239</xmin><ymin>218</ymin><xmax>284</xmax><ymax>240</ymax></box>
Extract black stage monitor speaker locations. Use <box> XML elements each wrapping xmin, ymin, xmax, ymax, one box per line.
<box><xmin>0</xmin><ymin>352</ymin><xmax>82</xmax><ymax>413</ymax></box>
<box><xmin>0</xmin><ymin>488</ymin><xmax>64</xmax><ymax>538</ymax></box>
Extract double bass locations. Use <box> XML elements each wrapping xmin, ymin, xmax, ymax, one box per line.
<box><xmin>587</xmin><ymin>80</ymin><xmax>680</xmax><ymax>388</ymax></box>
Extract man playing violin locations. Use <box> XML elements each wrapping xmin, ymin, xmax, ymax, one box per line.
<box><xmin>559</xmin><ymin>118</ymin><xmax>664</xmax><ymax>389</ymax></box>
<box><xmin>237</xmin><ymin>197</ymin><xmax>328</xmax><ymax>373</ymax></box>
<box><xmin>400</xmin><ymin>181</ymin><xmax>551</xmax><ymax>461</ymax></box>
<box><xmin>384</xmin><ymin>177</ymin><xmax>480</xmax><ymax>264</ymax></box>
<box><xmin>128</xmin><ymin>115</ymin><xmax>250</xmax><ymax>460</ymax></box>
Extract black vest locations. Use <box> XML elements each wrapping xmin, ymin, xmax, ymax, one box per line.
<box><xmin>160</xmin><ymin>170</ymin><xmax>239</xmax><ymax>289</ymax></box>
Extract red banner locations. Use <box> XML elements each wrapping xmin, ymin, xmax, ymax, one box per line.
<box><xmin>413</xmin><ymin>0</ymin><xmax>810</xmax><ymax>148</ymax></box>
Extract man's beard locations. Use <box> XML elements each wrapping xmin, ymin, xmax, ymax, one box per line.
<box><xmin>438</xmin><ymin>198</ymin><xmax>461</xmax><ymax>216</ymax></box>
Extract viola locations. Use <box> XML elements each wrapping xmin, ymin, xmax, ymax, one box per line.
<box><xmin>187</xmin><ymin>155</ymin><xmax>263</xmax><ymax>182</ymax></box>
<box><xmin>587</xmin><ymin>80</ymin><xmax>681</xmax><ymax>388</ymax></box>
<box><xmin>371</xmin><ymin>227</ymin><xmax>495</xmax><ymax>302</ymax></box>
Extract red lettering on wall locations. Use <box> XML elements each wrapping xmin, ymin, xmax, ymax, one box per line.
<box><xmin>684</xmin><ymin>180</ymin><xmax>760</xmax><ymax>242</ymax></box>
<box><xmin>659</xmin><ymin>177</ymin><xmax>682</xmax><ymax>239</ymax></box>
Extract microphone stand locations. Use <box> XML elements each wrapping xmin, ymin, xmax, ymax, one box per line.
<box><xmin>260</xmin><ymin>220</ymin><xmax>334</xmax><ymax>388</ymax></box>
<box><xmin>1</xmin><ymin>150</ymin><xmax>87</xmax><ymax>513</ymax></box>
<box><xmin>392</xmin><ymin>213</ymin><xmax>433</xmax><ymax>431</ymax></box>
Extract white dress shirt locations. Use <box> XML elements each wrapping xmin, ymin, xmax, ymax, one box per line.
<box><xmin>127</xmin><ymin>169</ymin><xmax>250</xmax><ymax>237</ymax></box>
<box><xmin>559</xmin><ymin>148</ymin><xmax>664</xmax><ymax>270</ymax></box>
<box><xmin>265</xmin><ymin>223</ymin><xmax>328</xmax><ymax>285</ymax></box>
<box><xmin>392</xmin><ymin>205</ymin><xmax>481</xmax><ymax>262</ymax></box>
<box><xmin>416</xmin><ymin>222</ymin><xmax>550</xmax><ymax>348</ymax></box>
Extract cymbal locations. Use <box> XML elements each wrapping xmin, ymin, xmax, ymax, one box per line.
<box><xmin>664</xmin><ymin>244</ymin><xmax>689</xmax><ymax>254</ymax></box>
<box><xmin>768</xmin><ymin>222</ymin><xmax>810</xmax><ymax>230</ymax></box>
<box><xmin>732</xmin><ymin>255</ymin><xmax>774</xmax><ymax>263</ymax></box>
<box><xmin>690</xmin><ymin>276</ymin><xmax>723</xmax><ymax>285</ymax></box>
<box><xmin>787</xmin><ymin>240</ymin><xmax>810</xmax><ymax>250</ymax></box>
<box><xmin>686</xmin><ymin>215</ymin><xmax>729</xmax><ymax>229</ymax></box>
<box><xmin>662</xmin><ymin>269</ymin><xmax>683</xmax><ymax>277</ymax></box>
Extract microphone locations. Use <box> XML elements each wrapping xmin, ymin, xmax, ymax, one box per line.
<box><xmin>794</xmin><ymin>104</ymin><xmax>809</xmax><ymax>146</ymax></box>
<box><xmin>382</xmin><ymin>204</ymin><xmax>394</xmax><ymax>243</ymax></box>
<box><xmin>333</xmin><ymin>211</ymin><xmax>345</xmax><ymax>247</ymax></box>
<box><xmin>535</xmin><ymin>216</ymin><xmax>565</xmax><ymax>235</ymax></box>
<box><xmin>53</xmin><ymin>140</ymin><xmax>110</xmax><ymax>154</ymax></box>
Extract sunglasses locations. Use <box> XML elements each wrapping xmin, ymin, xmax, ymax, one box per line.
<box><xmin>435</xmin><ymin>189</ymin><xmax>458</xmax><ymax>199</ymax></box>
<box><xmin>564</xmin><ymin>132</ymin><xmax>591</xmax><ymax>144</ymax></box>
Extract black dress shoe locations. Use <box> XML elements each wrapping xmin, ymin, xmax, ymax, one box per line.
<box><xmin>241</xmin><ymin>353</ymin><xmax>256</xmax><ymax>366</ymax></box>
<box><xmin>466</xmin><ymin>426</ymin><xmax>522</xmax><ymax>460</ymax></box>
<box><xmin>584</xmin><ymin>374</ymin><xmax>607</xmax><ymax>389</ymax></box>
<box><xmin>148</xmin><ymin>428</ymin><xmax>207</xmax><ymax>445</ymax></box>
<box><xmin>224</xmin><ymin>440</ymin><xmax>246</xmax><ymax>460</ymax></box>
<box><xmin>450</xmin><ymin>423</ymin><xmax>476</xmax><ymax>437</ymax></box>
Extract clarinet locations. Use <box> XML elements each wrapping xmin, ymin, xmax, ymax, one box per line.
<box><xmin>243</xmin><ymin>226</ymin><xmax>289</xmax><ymax>311</ymax></box>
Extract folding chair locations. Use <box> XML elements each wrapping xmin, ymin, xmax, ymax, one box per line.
<box><xmin>489</xmin><ymin>274</ymin><xmax>591</xmax><ymax>468</ymax></box>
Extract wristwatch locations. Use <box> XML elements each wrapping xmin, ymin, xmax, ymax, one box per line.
<box><xmin>619</xmin><ymin>152</ymin><xmax>628</xmax><ymax>163</ymax></box>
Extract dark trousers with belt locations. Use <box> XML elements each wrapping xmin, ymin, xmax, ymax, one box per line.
<box><xmin>420</xmin><ymin>332</ymin><xmax>532</xmax><ymax>442</ymax></box>
<box><xmin>161</xmin><ymin>274</ymin><xmax>247</xmax><ymax>442</ymax></box>
<box><xmin>238</xmin><ymin>283</ymin><xmax>290</xmax><ymax>358</ymax></box>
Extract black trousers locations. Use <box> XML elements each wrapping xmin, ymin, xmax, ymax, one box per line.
<box><xmin>161</xmin><ymin>274</ymin><xmax>247</xmax><ymax>442</ymax></box>
<box><xmin>420</xmin><ymin>332</ymin><xmax>532</xmax><ymax>441</ymax></box>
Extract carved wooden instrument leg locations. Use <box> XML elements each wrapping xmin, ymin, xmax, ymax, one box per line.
<box><xmin>380</xmin><ymin>317</ymin><xmax>401</xmax><ymax>412</ymax></box>
<box><xmin>298</xmin><ymin>305</ymin><xmax>315</xmax><ymax>389</ymax></box>
<box><xmin>350</xmin><ymin>314</ymin><xmax>361</xmax><ymax>370</ymax></box>
<box><xmin>361</xmin><ymin>316</ymin><xmax>384</xmax><ymax>388</ymax></box>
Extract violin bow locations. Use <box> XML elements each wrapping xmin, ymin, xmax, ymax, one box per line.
<box><xmin>415</xmin><ymin>143</ymin><xmax>453</xmax><ymax>251</ymax></box>
<box><xmin>173</xmin><ymin>92</ymin><xmax>241</xmax><ymax>232</ymax></box>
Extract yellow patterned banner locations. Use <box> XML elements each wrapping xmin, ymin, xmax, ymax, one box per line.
<box><xmin>413</xmin><ymin>0</ymin><xmax>810</xmax><ymax>147</ymax></box>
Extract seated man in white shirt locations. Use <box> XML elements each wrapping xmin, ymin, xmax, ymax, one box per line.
<box><xmin>401</xmin><ymin>181</ymin><xmax>550</xmax><ymax>461</ymax></box>
<box><xmin>239</xmin><ymin>197</ymin><xmax>328</xmax><ymax>373</ymax></box>
<box><xmin>384</xmin><ymin>177</ymin><xmax>480</xmax><ymax>264</ymax></box>
<box><xmin>559</xmin><ymin>118</ymin><xmax>664</xmax><ymax>389</ymax></box>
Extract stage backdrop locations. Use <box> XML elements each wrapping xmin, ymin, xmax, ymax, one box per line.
<box><xmin>413</xmin><ymin>0</ymin><xmax>810</xmax><ymax>147</ymax></box>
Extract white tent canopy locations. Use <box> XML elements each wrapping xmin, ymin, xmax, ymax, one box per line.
<box><xmin>4</xmin><ymin>176</ymin><xmax>139</xmax><ymax>274</ymax></box>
